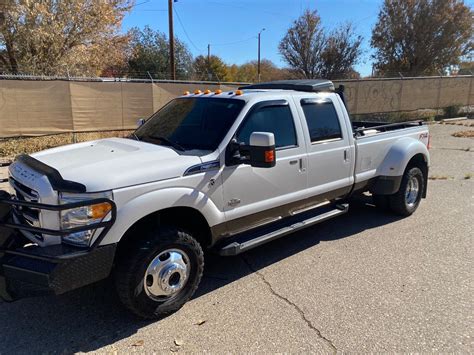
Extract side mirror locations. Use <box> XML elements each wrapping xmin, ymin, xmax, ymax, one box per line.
<box><xmin>136</xmin><ymin>118</ymin><xmax>146</xmax><ymax>127</ymax></box>
<box><xmin>248</xmin><ymin>132</ymin><xmax>276</xmax><ymax>168</ymax></box>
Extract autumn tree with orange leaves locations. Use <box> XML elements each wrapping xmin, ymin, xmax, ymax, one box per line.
<box><xmin>0</xmin><ymin>0</ymin><xmax>133</xmax><ymax>76</ymax></box>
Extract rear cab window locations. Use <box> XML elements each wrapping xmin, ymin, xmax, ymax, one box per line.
<box><xmin>300</xmin><ymin>98</ymin><xmax>343</xmax><ymax>144</ymax></box>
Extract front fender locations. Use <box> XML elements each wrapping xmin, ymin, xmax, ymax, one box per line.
<box><xmin>99</xmin><ymin>187</ymin><xmax>224</xmax><ymax>245</ymax></box>
<box><xmin>377</xmin><ymin>137</ymin><xmax>429</xmax><ymax>177</ymax></box>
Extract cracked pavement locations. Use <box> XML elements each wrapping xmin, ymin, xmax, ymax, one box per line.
<box><xmin>0</xmin><ymin>123</ymin><xmax>472</xmax><ymax>353</ymax></box>
<box><xmin>241</xmin><ymin>255</ymin><xmax>338</xmax><ymax>353</ymax></box>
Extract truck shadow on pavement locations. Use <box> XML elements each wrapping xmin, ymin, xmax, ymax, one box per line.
<box><xmin>0</xmin><ymin>195</ymin><xmax>402</xmax><ymax>354</ymax></box>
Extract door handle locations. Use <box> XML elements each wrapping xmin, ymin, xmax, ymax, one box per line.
<box><xmin>299</xmin><ymin>158</ymin><xmax>306</xmax><ymax>172</ymax></box>
<box><xmin>289</xmin><ymin>160</ymin><xmax>298</xmax><ymax>165</ymax></box>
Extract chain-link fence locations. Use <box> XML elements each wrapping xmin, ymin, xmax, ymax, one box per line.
<box><xmin>0</xmin><ymin>70</ymin><xmax>229</xmax><ymax>83</ymax></box>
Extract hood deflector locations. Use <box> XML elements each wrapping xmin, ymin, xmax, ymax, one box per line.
<box><xmin>15</xmin><ymin>154</ymin><xmax>87</xmax><ymax>193</ymax></box>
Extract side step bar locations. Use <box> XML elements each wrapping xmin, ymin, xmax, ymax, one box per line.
<box><xmin>219</xmin><ymin>203</ymin><xmax>349</xmax><ymax>256</ymax></box>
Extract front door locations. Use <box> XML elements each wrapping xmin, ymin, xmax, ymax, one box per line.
<box><xmin>220</xmin><ymin>99</ymin><xmax>308</xmax><ymax>236</ymax></box>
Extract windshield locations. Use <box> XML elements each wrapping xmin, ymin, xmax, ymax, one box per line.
<box><xmin>135</xmin><ymin>97</ymin><xmax>245</xmax><ymax>152</ymax></box>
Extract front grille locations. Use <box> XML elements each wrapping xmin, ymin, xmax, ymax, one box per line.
<box><xmin>9</xmin><ymin>177</ymin><xmax>41</xmax><ymax>228</ymax></box>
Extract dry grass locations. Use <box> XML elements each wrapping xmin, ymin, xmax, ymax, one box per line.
<box><xmin>452</xmin><ymin>130</ymin><xmax>474</xmax><ymax>138</ymax></box>
<box><xmin>428</xmin><ymin>175</ymin><xmax>453</xmax><ymax>180</ymax></box>
<box><xmin>0</xmin><ymin>131</ymin><xmax>133</xmax><ymax>160</ymax></box>
<box><xmin>444</xmin><ymin>121</ymin><xmax>474</xmax><ymax>127</ymax></box>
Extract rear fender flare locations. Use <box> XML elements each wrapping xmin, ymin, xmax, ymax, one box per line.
<box><xmin>376</xmin><ymin>137</ymin><xmax>429</xmax><ymax>177</ymax></box>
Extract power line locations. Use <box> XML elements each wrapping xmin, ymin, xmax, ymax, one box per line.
<box><xmin>135</xmin><ymin>9</ymin><xmax>167</xmax><ymax>12</ymax></box>
<box><xmin>173</xmin><ymin>6</ymin><xmax>257</xmax><ymax>49</ymax></box>
<box><xmin>173</xmin><ymin>7</ymin><xmax>203</xmax><ymax>52</ymax></box>
<box><xmin>207</xmin><ymin>0</ymin><xmax>287</xmax><ymax>18</ymax></box>
<box><xmin>133</xmin><ymin>0</ymin><xmax>151</xmax><ymax>8</ymax></box>
<box><xmin>212</xmin><ymin>36</ymin><xmax>257</xmax><ymax>47</ymax></box>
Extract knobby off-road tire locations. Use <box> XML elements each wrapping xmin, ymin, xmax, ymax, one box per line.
<box><xmin>388</xmin><ymin>166</ymin><xmax>424</xmax><ymax>216</ymax></box>
<box><xmin>115</xmin><ymin>226</ymin><xmax>204</xmax><ymax>319</ymax></box>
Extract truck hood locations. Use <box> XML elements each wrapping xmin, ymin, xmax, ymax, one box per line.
<box><xmin>31</xmin><ymin>138</ymin><xmax>202</xmax><ymax>191</ymax></box>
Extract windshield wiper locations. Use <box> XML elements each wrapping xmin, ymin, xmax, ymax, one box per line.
<box><xmin>148</xmin><ymin>135</ymin><xmax>186</xmax><ymax>152</ymax></box>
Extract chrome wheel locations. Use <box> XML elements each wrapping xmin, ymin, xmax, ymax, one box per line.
<box><xmin>144</xmin><ymin>248</ymin><xmax>190</xmax><ymax>301</ymax></box>
<box><xmin>405</xmin><ymin>175</ymin><xmax>420</xmax><ymax>207</ymax></box>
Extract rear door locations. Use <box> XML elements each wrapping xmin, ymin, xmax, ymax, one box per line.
<box><xmin>296</xmin><ymin>95</ymin><xmax>353</xmax><ymax>200</ymax></box>
<box><xmin>220</xmin><ymin>98</ymin><xmax>308</xmax><ymax>236</ymax></box>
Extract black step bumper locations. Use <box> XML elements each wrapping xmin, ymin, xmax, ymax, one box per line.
<box><xmin>0</xmin><ymin>190</ymin><xmax>117</xmax><ymax>301</ymax></box>
<box><xmin>0</xmin><ymin>242</ymin><xmax>116</xmax><ymax>301</ymax></box>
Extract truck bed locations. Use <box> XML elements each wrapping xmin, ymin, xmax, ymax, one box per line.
<box><xmin>352</xmin><ymin>120</ymin><xmax>424</xmax><ymax>137</ymax></box>
<box><xmin>351</xmin><ymin>120</ymin><xmax>429</xmax><ymax>188</ymax></box>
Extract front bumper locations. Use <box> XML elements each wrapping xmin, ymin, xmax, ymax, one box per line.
<box><xmin>0</xmin><ymin>190</ymin><xmax>117</xmax><ymax>301</ymax></box>
<box><xmin>0</xmin><ymin>241</ymin><xmax>116</xmax><ymax>301</ymax></box>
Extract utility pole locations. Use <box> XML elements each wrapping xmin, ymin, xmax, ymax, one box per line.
<box><xmin>168</xmin><ymin>0</ymin><xmax>176</xmax><ymax>80</ymax></box>
<box><xmin>207</xmin><ymin>44</ymin><xmax>212</xmax><ymax>81</ymax></box>
<box><xmin>257</xmin><ymin>28</ymin><xmax>265</xmax><ymax>82</ymax></box>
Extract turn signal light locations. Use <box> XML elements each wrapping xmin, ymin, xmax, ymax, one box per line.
<box><xmin>194</xmin><ymin>89</ymin><xmax>202</xmax><ymax>94</ymax></box>
<box><xmin>264</xmin><ymin>150</ymin><xmax>275</xmax><ymax>163</ymax></box>
<box><xmin>88</xmin><ymin>202</ymin><xmax>112</xmax><ymax>219</ymax></box>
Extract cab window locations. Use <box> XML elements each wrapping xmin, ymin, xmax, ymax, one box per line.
<box><xmin>237</xmin><ymin>104</ymin><xmax>297</xmax><ymax>149</ymax></box>
<box><xmin>301</xmin><ymin>100</ymin><xmax>342</xmax><ymax>143</ymax></box>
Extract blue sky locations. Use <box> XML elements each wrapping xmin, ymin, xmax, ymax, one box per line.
<box><xmin>122</xmin><ymin>0</ymin><xmax>394</xmax><ymax>77</ymax></box>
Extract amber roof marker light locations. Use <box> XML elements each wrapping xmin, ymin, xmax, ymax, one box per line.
<box><xmin>194</xmin><ymin>89</ymin><xmax>202</xmax><ymax>94</ymax></box>
<box><xmin>234</xmin><ymin>90</ymin><xmax>244</xmax><ymax>96</ymax></box>
<box><xmin>214</xmin><ymin>89</ymin><xmax>223</xmax><ymax>94</ymax></box>
<box><xmin>204</xmin><ymin>89</ymin><xmax>211</xmax><ymax>94</ymax></box>
<box><xmin>183</xmin><ymin>91</ymin><xmax>190</xmax><ymax>95</ymax></box>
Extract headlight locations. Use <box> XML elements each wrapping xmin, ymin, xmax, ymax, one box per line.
<box><xmin>59</xmin><ymin>191</ymin><xmax>113</xmax><ymax>247</ymax></box>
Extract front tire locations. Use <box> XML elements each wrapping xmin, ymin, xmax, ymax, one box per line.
<box><xmin>388</xmin><ymin>166</ymin><xmax>424</xmax><ymax>216</ymax></box>
<box><xmin>115</xmin><ymin>226</ymin><xmax>204</xmax><ymax>319</ymax></box>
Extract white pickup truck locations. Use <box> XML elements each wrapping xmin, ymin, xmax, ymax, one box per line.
<box><xmin>0</xmin><ymin>80</ymin><xmax>430</xmax><ymax>318</ymax></box>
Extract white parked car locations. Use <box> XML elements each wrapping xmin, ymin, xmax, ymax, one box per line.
<box><xmin>0</xmin><ymin>80</ymin><xmax>430</xmax><ymax>318</ymax></box>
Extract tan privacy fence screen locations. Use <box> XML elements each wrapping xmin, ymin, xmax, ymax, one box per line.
<box><xmin>0</xmin><ymin>76</ymin><xmax>472</xmax><ymax>138</ymax></box>
<box><xmin>337</xmin><ymin>76</ymin><xmax>473</xmax><ymax>115</ymax></box>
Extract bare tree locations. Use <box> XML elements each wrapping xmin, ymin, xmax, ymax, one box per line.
<box><xmin>371</xmin><ymin>0</ymin><xmax>473</xmax><ymax>76</ymax></box>
<box><xmin>278</xmin><ymin>10</ymin><xmax>326</xmax><ymax>79</ymax></box>
<box><xmin>320</xmin><ymin>23</ymin><xmax>363</xmax><ymax>79</ymax></box>
<box><xmin>279</xmin><ymin>10</ymin><xmax>362</xmax><ymax>79</ymax></box>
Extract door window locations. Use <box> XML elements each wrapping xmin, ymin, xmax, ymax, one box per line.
<box><xmin>301</xmin><ymin>100</ymin><xmax>342</xmax><ymax>143</ymax></box>
<box><xmin>237</xmin><ymin>104</ymin><xmax>297</xmax><ymax>149</ymax></box>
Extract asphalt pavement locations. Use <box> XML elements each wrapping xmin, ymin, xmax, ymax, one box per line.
<box><xmin>0</xmin><ymin>123</ymin><xmax>472</xmax><ymax>353</ymax></box>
